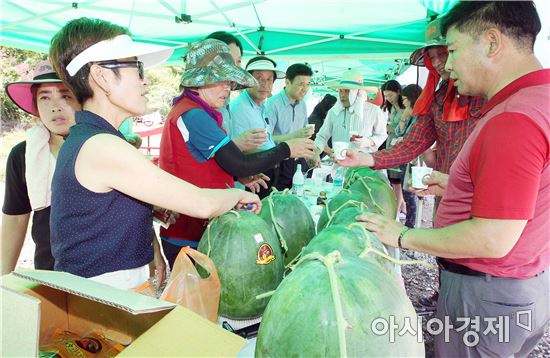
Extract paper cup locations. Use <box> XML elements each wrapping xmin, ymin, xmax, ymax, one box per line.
<box><xmin>333</xmin><ymin>141</ymin><xmax>349</xmax><ymax>160</ymax></box>
<box><xmin>411</xmin><ymin>166</ymin><xmax>433</xmax><ymax>189</ymax></box>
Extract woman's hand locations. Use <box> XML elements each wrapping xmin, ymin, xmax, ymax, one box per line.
<box><xmin>285</xmin><ymin>138</ymin><xmax>316</xmax><ymax>159</ymax></box>
<box><xmin>150</xmin><ymin>233</ymin><xmax>167</xmax><ymax>286</ymax></box>
<box><xmin>236</xmin><ymin>191</ymin><xmax>262</xmax><ymax>213</ymax></box>
<box><xmin>238</xmin><ymin>174</ymin><xmax>270</xmax><ymax>193</ymax></box>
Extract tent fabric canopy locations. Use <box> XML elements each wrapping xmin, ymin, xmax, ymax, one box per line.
<box><xmin>0</xmin><ymin>0</ymin><xmax>458</xmax><ymax>88</ymax></box>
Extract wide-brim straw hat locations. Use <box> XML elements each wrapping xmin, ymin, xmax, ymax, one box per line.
<box><xmin>5</xmin><ymin>60</ymin><xmax>63</xmax><ymax>116</ymax></box>
<box><xmin>410</xmin><ymin>18</ymin><xmax>447</xmax><ymax>66</ymax></box>
<box><xmin>180</xmin><ymin>39</ymin><xmax>258</xmax><ymax>89</ymax></box>
<box><xmin>329</xmin><ymin>69</ymin><xmax>370</xmax><ymax>90</ymax></box>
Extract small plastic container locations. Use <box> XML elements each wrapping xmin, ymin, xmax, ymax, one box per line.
<box><xmin>317</xmin><ymin>191</ymin><xmax>328</xmax><ymax>206</ymax></box>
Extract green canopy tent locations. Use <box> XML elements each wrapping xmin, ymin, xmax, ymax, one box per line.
<box><xmin>0</xmin><ymin>0</ymin><xmax>459</xmax><ymax>89</ymax></box>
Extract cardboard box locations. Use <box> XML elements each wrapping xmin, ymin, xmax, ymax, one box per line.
<box><xmin>1</xmin><ymin>268</ymin><xmax>245</xmax><ymax>357</ymax></box>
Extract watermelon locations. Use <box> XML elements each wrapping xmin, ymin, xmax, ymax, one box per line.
<box><xmin>256</xmin><ymin>251</ymin><xmax>424</xmax><ymax>357</ymax></box>
<box><xmin>348</xmin><ymin>177</ymin><xmax>397</xmax><ymax>218</ymax></box>
<box><xmin>303</xmin><ymin>224</ymin><xmax>393</xmax><ymax>274</ymax></box>
<box><xmin>317</xmin><ymin>189</ymin><xmax>366</xmax><ymax>231</ymax></box>
<box><xmin>197</xmin><ymin>211</ymin><xmax>284</xmax><ymax>319</ymax></box>
<box><xmin>259</xmin><ymin>191</ymin><xmax>315</xmax><ymax>266</ymax></box>
<box><xmin>344</xmin><ymin>166</ymin><xmax>389</xmax><ymax>188</ymax></box>
<box><xmin>326</xmin><ymin>204</ymin><xmax>370</xmax><ymax>228</ymax></box>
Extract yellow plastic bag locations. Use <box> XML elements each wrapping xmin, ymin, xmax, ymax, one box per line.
<box><xmin>160</xmin><ymin>247</ymin><xmax>221</xmax><ymax>322</ymax></box>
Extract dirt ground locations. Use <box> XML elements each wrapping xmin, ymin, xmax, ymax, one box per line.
<box><xmin>9</xmin><ymin>188</ymin><xmax>549</xmax><ymax>357</ymax></box>
<box><xmin>401</xmin><ymin>197</ymin><xmax>549</xmax><ymax>357</ymax></box>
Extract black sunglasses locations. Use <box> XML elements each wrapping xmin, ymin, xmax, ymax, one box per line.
<box><xmin>96</xmin><ymin>60</ymin><xmax>144</xmax><ymax>80</ymax></box>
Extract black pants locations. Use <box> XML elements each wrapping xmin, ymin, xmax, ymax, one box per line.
<box><xmin>161</xmin><ymin>239</ymin><xmax>198</xmax><ymax>269</ymax></box>
<box><xmin>400</xmin><ymin>168</ymin><xmax>417</xmax><ymax>228</ymax></box>
<box><xmin>276</xmin><ymin>158</ymin><xmax>307</xmax><ymax>191</ymax></box>
<box><xmin>403</xmin><ymin>190</ymin><xmax>417</xmax><ymax>228</ymax></box>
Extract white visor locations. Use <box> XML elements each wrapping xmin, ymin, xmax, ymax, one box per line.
<box><xmin>246</xmin><ymin>59</ymin><xmax>286</xmax><ymax>79</ymax></box>
<box><xmin>66</xmin><ymin>35</ymin><xmax>174</xmax><ymax>76</ymax></box>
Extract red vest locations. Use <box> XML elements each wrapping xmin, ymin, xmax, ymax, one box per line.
<box><xmin>159</xmin><ymin>96</ymin><xmax>234</xmax><ymax>242</ymax></box>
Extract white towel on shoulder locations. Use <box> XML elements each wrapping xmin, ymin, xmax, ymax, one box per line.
<box><xmin>25</xmin><ymin>123</ymin><xmax>54</xmax><ymax>211</ymax></box>
<box><xmin>331</xmin><ymin>89</ymin><xmax>365</xmax><ymax>117</ymax></box>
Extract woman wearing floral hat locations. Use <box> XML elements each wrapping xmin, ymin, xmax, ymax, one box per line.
<box><xmin>1</xmin><ymin>60</ymin><xmax>80</xmax><ymax>275</ymax></box>
<box><xmin>159</xmin><ymin>39</ymin><xmax>315</xmax><ymax>268</ymax></box>
<box><xmin>48</xmin><ymin>18</ymin><xmax>261</xmax><ymax>288</ymax></box>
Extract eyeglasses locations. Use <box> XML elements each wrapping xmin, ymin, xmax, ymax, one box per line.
<box><xmin>96</xmin><ymin>60</ymin><xmax>144</xmax><ymax>80</ymax></box>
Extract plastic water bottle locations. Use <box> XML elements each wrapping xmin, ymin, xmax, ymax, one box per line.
<box><xmin>292</xmin><ymin>164</ymin><xmax>305</xmax><ymax>197</ymax></box>
<box><xmin>332</xmin><ymin>166</ymin><xmax>345</xmax><ymax>193</ymax></box>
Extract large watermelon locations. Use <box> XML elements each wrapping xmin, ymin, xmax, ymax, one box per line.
<box><xmin>317</xmin><ymin>189</ymin><xmax>366</xmax><ymax>231</ymax></box>
<box><xmin>348</xmin><ymin>177</ymin><xmax>397</xmax><ymax>218</ymax></box>
<box><xmin>326</xmin><ymin>204</ymin><xmax>370</xmax><ymax>228</ymax></box>
<box><xmin>302</xmin><ymin>224</ymin><xmax>393</xmax><ymax>274</ymax></box>
<box><xmin>344</xmin><ymin>166</ymin><xmax>389</xmax><ymax>188</ymax></box>
<box><xmin>256</xmin><ymin>251</ymin><xmax>424</xmax><ymax>357</ymax></box>
<box><xmin>259</xmin><ymin>191</ymin><xmax>315</xmax><ymax>266</ymax></box>
<box><xmin>197</xmin><ymin>211</ymin><xmax>284</xmax><ymax>319</ymax></box>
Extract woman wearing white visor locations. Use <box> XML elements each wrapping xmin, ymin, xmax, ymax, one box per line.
<box><xmin>48</xmin><ymin>18</ymin><xmax>261</xmax><ymax>288</ymax></box>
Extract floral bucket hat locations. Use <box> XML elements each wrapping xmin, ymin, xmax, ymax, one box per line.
<box><xmin>180</xmin><ymin>39</ymin><xmax>258</xmax><ymax>89</ymax></box>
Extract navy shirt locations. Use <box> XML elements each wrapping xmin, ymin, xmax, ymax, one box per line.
<box><xmin>50</xmin><ymin>111</ymin><xmax>153</xmax><ymax>278</ymax></box>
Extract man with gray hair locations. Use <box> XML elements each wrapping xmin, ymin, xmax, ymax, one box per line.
<box><xmin>230</xmin><ymin>56</ymin><xmax>316</xmax><ymax>197</ymax></box>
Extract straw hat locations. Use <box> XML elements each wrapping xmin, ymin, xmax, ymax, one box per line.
<box><xmin>410</xmin><ymin>18</ymin><xmax>447</xmax><ymax>66</ymax></box>
<box><xmin>5</xmin><ymin>60</ymin><xmax>63</xmax><ymax>116</ymax></box>
<box><xmin>180</xmin><ymin>39</ymin><xmax>258</xmax><ymax>89</ymax></box>
<box><xmin>329</xmin><ymin>69</ymin><xmax>369</xmax><ymax>90</ymax></box>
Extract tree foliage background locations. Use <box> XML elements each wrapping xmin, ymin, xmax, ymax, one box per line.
<box><xmin>1</xmin><ymin>46</ymin><xmax>46</xmax><ymax>132</ymax></box>
<box><xmin>1</xmin><ymin>46</ymin><xmax>183</xmax><ymax>132</ymax></box>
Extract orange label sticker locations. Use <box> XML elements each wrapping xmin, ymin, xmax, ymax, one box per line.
<box><xmin>256</xmin><ymin>243</ymin><xmax>276</xmax><ymax>265</ymax></box>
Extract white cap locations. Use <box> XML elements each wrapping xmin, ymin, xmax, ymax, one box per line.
<box><xmin>246</xmin><ymin>58</ymin><xmax>286</xmax><ymax>79</ymax></box>
<box><xmin>66</xmin><ymin>35</ymin><xmax>174</xmax><ymax>76</ymax></box>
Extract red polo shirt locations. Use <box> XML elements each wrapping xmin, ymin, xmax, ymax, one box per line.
<box><xmin>435</xmin><ymin>69</ymin><xmax>550</xmax><ymax>279</ymax></box>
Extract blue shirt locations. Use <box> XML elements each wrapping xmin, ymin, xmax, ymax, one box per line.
<box><xmin>229</xmin><ymin>90</ymin><xmax>276</xmax><ymax>151</ymax></box>
<box><xmin>50</xmin><ymin>111</ymin><xmax>153</xmax><ymax>278</ymax></box>
<box><xmin>177</xmin><ymin>108</ymin><xmax>231</xmax><ymax>162</ymax></box>
<box><xmin>265</xmin><ymin>89</ymin><xmax>308</xmax><ymax>135</ymax></box>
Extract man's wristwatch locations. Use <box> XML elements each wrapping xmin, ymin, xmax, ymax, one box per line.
<box><xmin>398</xmin><ymin>227</ymin><xmax>411</xmax><ymax>249</ymax></box>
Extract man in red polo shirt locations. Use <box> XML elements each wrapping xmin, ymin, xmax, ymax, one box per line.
<box><xmin>350</xmin><ymin>1</ymin><xmax>549</xmax><ymax>356</ymax></box>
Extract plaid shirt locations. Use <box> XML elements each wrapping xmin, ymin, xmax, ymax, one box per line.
<box><xmin>372</xmin><ymin>81</ymin><xmax>486</xmax><ymax>174</ymax></box>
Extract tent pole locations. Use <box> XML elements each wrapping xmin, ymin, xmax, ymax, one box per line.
<box><xmin>209</xmin><ymin>0</ymin><xmax>261</xmax><ymax>54</ymax></box>
<box><xmin>346</xmin><ymin>36</ymin><xmax>424</xmax><ymax>46</ymax></box>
